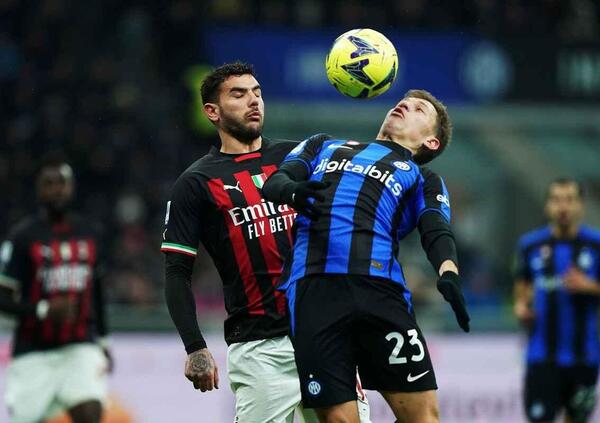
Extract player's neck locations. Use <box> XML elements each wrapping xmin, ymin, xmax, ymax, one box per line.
<box><xmin>219</xmin><ymin>131</ymin><xmax>262</xmax><ymax>154</ymax></box>
<box><xmin>376</xmin><ymin>132</ymin><xmax>418</xmax><ymax>155</ymax></box>
<box><xmin>551</xmin><ymin>223</ymin><xmax>580</xmax><ymax>239</ymax></box>
<box><xmin>42</xmin><ymin>208</ymin><xmax>68</xmax><ymax>224</ymax></box>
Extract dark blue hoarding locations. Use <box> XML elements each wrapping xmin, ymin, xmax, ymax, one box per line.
<box><xmin>202</xmin><ymin>28</ymin><xmax>514</xmax><ymax>104</ymax></box>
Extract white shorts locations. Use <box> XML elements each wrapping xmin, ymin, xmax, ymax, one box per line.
<box><xmin>227</xmin><ymin>335</ymin><xmax>370</xmax><ymax>423</ymax></box>
<box><xmin>4</xmin><ymin>343</ymin><xmax>108</xmax><ymax>423</ymax></box>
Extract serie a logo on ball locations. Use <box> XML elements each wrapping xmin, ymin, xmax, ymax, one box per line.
<box><xmin>325</xmin><ymin>28</ymin><xmax>398</xmax><ymax>99</ymax></box>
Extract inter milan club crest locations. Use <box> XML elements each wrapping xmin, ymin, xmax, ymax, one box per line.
<box><xmin>251</xmin><ymin>173</ymin><xmax>267</xmax><ymax>189</ymax></box>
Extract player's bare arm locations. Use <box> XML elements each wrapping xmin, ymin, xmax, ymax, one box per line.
<box><xmin>438</xmin><ymin>259</ymin><xmax>458</xmax><ymax>275</ymax></box>
<box><xmin>513</xmin><ymin>278</ymin><xmax>535</xmax><ymax>327</ymax></box>
<box><xmin>185</xmin><ymin>348</ymin><xmax>220</xmax><ymax>392</ymax></box>
<box><xmin>563</xmin><ymin>267</ymin><xmax>600</xmax><ymax>295</ymax></box>
<box><xmin>46</xmin><ymin>295</ymin><xmax>78</xmax><ymax>323</ymax></box>
<box><xmin>0</xmin><ymin>286</ymin><xmax>75</xmax><ymax>323</ymax></box>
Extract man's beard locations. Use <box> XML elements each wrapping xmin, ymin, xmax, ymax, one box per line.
<box><xmin>221</xmin><ymin>112</ymin><xmax>262</xmax><ymax>145</ymax></box>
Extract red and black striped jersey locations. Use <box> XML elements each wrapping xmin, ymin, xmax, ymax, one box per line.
<box><xmin>0</xmin><ymin>213</ymin><xmax>106</xmax><ymax>356</ymax></box>
<box><xmin>160</xmin><ymin>139</ymin><xmax>297</xmax><ymax>344</ymax></box>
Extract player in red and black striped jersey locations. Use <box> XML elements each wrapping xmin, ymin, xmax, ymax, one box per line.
<box><xmin>162</xmin><ymin>138</ymin><xmax>297</xmax><ymax>344</ymax></box>
<box><xmin>161</xmin><ymin>63</ymin><xmax>370</xmax><ymax>422</ymax></box>
<box><xmin>0</xmin><ymin>158</ymin><xmax>110</xmax><ymax>423</ymax></box>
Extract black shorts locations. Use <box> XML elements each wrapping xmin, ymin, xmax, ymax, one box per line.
<box><xmin>524</xmin><ymin>363</ymin><xmax>599</xmax><ymax>422</ymax></box>
<box><xmin>291</xmin><ymin>274</ymin><xmax>437</xmax><ymax>409</ymax></box>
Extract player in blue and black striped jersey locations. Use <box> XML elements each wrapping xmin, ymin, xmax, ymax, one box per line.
<box><xmin>514</xmin><ymin>178</ymin><xmax>600</xmax><ymax>423</ymax></box>
<box><xmin>264</xmin><ymin>89</ymin><xmax>470</xmax><ymax>423</ymax></box>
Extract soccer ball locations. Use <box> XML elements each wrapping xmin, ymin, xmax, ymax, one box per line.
<box><xmin>325</xmin><ymin>29</ymin><xmax>398</xmax><ymax>99</ymax></box>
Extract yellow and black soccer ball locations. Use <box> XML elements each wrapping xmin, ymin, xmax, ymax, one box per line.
<box><xmin>325</xmin><ymin>28</ymin><xmax>398</xmax><ymax>99</ymax></box>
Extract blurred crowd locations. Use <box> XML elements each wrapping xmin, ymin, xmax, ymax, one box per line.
<box><xmin>1</xmin><ymin>0</ymin><xmax>595</xmax><ymax>318</ymax></box>
<box><xmin>1</xmin><ymin>0</ymin><xmax>204</xmax><ymax>308</ymax></box>
<box><xmin>208</xmin><ymin>0</ymin><xmax>599</xmax><ymax>40</ymax></box>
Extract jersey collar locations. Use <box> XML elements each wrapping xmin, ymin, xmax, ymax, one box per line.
<box><xmin>372</xmin><ymin>139</ymin><xmax>413</xmax><ymax>160</ymax></box>
<box><xmin>210</xmin><ymin>138</ymin><xmax>271</xmax><ymax>161</ymax></box>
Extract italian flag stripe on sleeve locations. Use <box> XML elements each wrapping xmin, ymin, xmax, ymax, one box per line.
<box><xmin>160</xmin><ymin>242</ymin><xmax>197</xmax><ymax>256</ymax></box>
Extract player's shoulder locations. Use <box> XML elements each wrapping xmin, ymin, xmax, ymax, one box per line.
<box><xmin>168</xmin><ymin>158</ymin><xmax>210</xmax><ymax>200</ymax></box>
<box><xmin>300</xmin><ymin>133</ymin><xmax>336</xmax><ymax>149</ymax></box>
<box><xmin>171</xmin><ymin>153</ymin><xmax>214</xmax><ymax>184</ymax></box>
<box><xmin>6</xmin><ymin>215</ymin><xmax>40</xmax><ymax>241</ymax></box>
<box><xmin>263</xmin><ymin>138</ymin><xmax>298</xmax><ymax>155</ymax></box>
<box><xmin>518</xmin><ymin>226</ymin><xmax>552</xmax><ymax>249</ymax></box>
<box><xmin>284</xmin><ymin>133</ymin><xmax>336</xmax><ymax>157</ymax></box>
<box><xmin>579</xmin><ymin>225</ymin><xmax>600</xmax><ymax>244</ymax></box>
<box><xmin>418</xmin><ymin>166</ymin><xmax>439</xmax><ymax>180</ymax></box>
<box><xmin>183</xmin><ymin>152</ymin><xmax>216</xmax><ymax>173</ymax></box>
<box><xmin>417</xmin><ymin>166</ymin><xmax>445</xmax><ymax>189</ymax></box>
<box><xmin>69</xmin><ymin>213</ymin><xmax>104</xmax><ymax>237</ymax></box>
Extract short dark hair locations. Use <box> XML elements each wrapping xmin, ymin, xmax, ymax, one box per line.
<box><xmin>200</xmin><ymin>62</ymin><xmax>256</xmax><ymax>104</ymax></box>
<box><xmin>406</xmin><ymin>89</ymin><xmax>453</xmax><ymax>165</ymax></box>
<box><xmin>546</xmin><ymin>177</ymin><xmax>584</xmax><ymax>200</ymax></box>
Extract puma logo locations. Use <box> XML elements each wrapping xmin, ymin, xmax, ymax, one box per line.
<box><xmin>223</xmin><ymin>181</ymin><xmax>242</xmax><ymax>193</ymax></box>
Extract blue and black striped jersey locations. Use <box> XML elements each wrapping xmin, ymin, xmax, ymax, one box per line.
<box><xmin>279</xmin><ymin>136</ymin><xmax>451</xmax><ymax>308</ymax></box>
<box><xmin>515</xmin><ymin>225</ymin><xmax>600</xmax><ymax>366</ymax></box>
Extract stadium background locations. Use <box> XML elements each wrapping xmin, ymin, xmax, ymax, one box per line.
<box><xmin>1</xmin><ymin>0</ymin><xmax>599</xmax><ymax>421</ymax></box>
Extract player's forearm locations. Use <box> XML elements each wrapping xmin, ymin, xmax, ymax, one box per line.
<box><xmin>584</xmin><ymin>280</ymin><xmax>600</xmax><ymax>296</ymax></box>
<box><xmin>513</xmin><ymin>280</ymin><xmax>533</xmax><ymax>305</ymax></box>
<box><xmin>262</xmin><ymin>170</ymin><xmax>297</xmax><ymax>205</ymax></box>
<box><xmin>164</xmin><ymin>253</ymin><xmax>207</xmax><ymax>353</ymax></box>
<box><xmin>418</xmin><ymin>211</ymin><xmax>458</xmax><ymax>274</ymax></box>
<box><xmin>263</xmin><ymin>161</ymin><xmax>310</xmax><ymax>205</ymax></box>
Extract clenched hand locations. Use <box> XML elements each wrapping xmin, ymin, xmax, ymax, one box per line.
<box><xmin>185</xmin><ymin>348</ymin><xmax>219</xmax><ymax>392</ymax></box>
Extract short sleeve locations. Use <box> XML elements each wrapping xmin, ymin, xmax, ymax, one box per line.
<box><xmin>0</xmin><ymin>228</ymin><xmax>30</xmax><ymax>290</ymax></box>
<box><xmin>412</xmin><ymin>168</ymin><xmax>451</xmax><ymax>223</ymax></box>
<box><xmin>160</xmin><ymin>174</ymin><xmax>206</xmax><ymax>257</ymax></box>
<box><xmin>280</xmin><ymin>133</ymin><xmax>331</xmax><ymax>176</ymax></box>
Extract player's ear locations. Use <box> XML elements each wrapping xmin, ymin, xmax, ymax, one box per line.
<box><xmin>424</xmin><ymin>137</ymin><xmax>440</xmax><ymax>151</ymax></box>
<box><xmin>203</xmin><ymin>103</ymin><xmax>220</xmax><ymax>124</ymax></box>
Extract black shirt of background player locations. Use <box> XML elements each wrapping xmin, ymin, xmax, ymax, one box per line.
<box><xmin>0</xmin><ymin>213</ymin><xmax>108</xmax><ymax>356</ymax></box>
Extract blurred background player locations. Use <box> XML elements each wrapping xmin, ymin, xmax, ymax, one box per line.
<box><xmin>513</xmin><ymin>178</ymin><xmax>600</xmax><ymax>423</ymax></box>
<box><xmin>264</xmin><ymin>89</ymin><xmax>470</xmax><ymax>423</ymax></box>
<box><xmin>0</xmin><ymin>157</ymin><xmax>111</xmax><ymax>423</ymax></box>
<box><xmin>161</xmin><ymin>62</ymin><xmax>369</xmax><ymax>422</ymax></box>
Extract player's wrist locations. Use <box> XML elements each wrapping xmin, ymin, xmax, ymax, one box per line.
<box><xmin>439</xmin><ymin>270</ymin><xmax>460</xmax><ymax>285</ymax></box>
<box><xmin>438</xmin><ymin>260</ymin><xmax>458</xmax><ymax>276</ymax></box>
<box><xmin>35</xmin><ymin>299</ymin><xmax>49</xmax><ymax>319</ymax></box>
<box><xmin>282</xmin><ymin>182</ymin><xmax>298</xmax><ymax>205</ymax></box>
<box><xmin>185</xmin><ymin>339</ymin><xmax>208</xmax><ymax>355</ymax></box>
